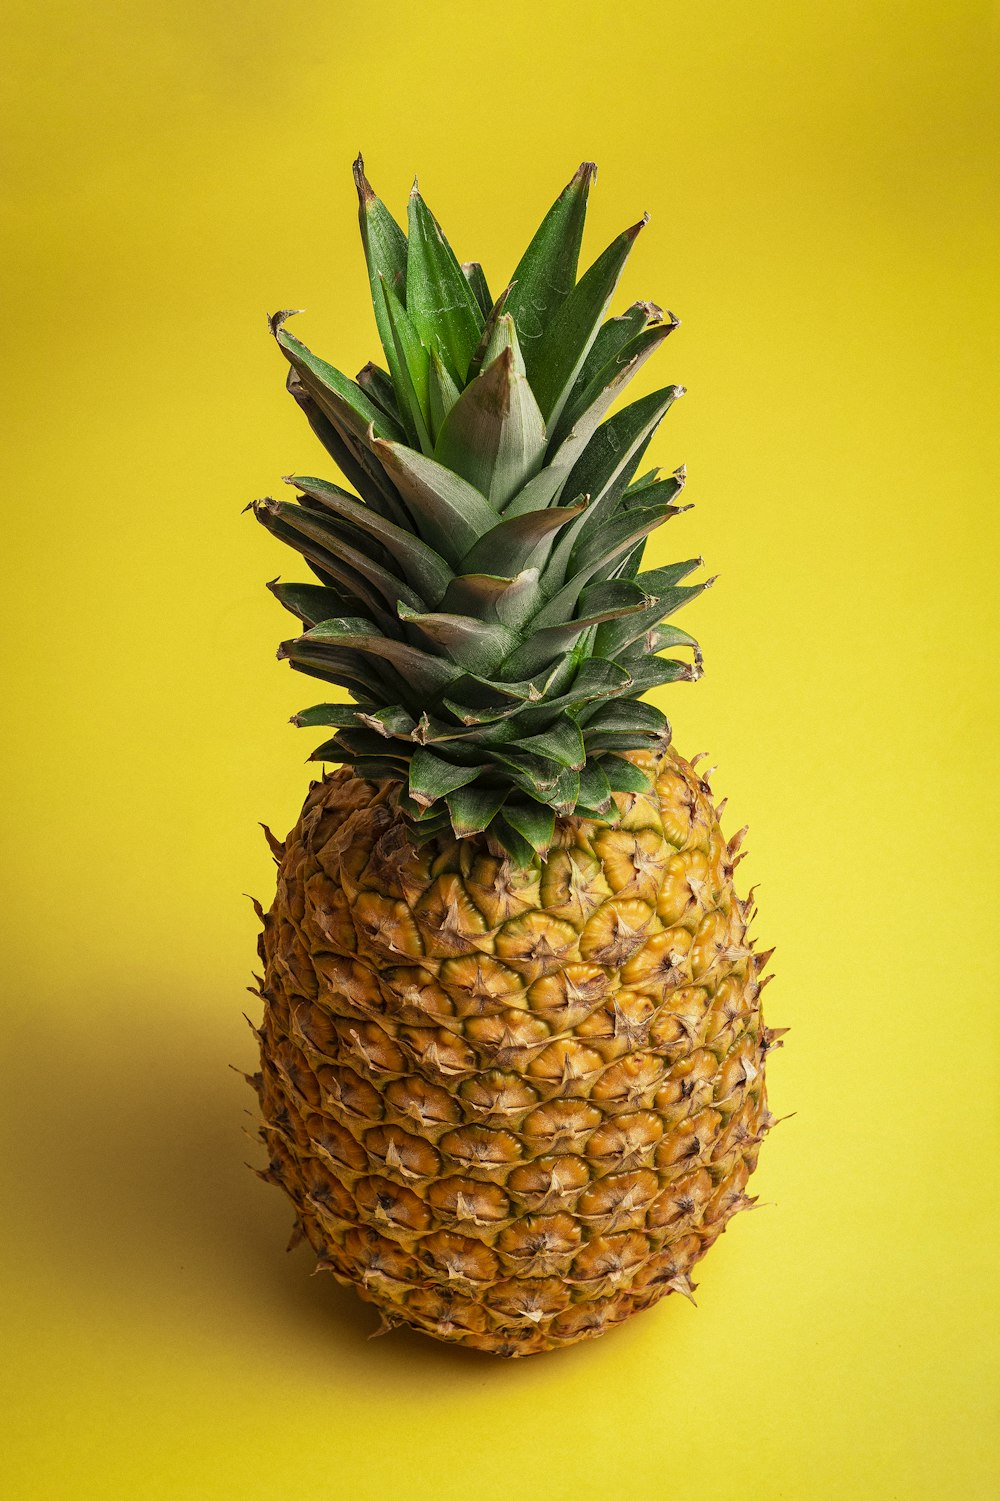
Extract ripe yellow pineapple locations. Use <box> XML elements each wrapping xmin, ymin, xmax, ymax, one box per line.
<box><xmin>247</xmin><ymin>159</ymin><xmax>780</xmax><ymax>1356</ymax></box>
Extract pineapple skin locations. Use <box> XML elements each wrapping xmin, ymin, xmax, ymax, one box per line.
<box><xmin>251</xmin><ymin>744</ymin><xmax>775</xmax><ymax>1357</ymax></box>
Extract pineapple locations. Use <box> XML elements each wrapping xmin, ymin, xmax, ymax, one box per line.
<box><xmin>247</xmin><ymin>159</ymin><xmax>779</xmax><ymax>1357</ymax></box>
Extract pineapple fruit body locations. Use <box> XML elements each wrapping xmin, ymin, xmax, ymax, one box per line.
<box><xmin>252</xmin><ymin>745</ymin><xmax>774</xmax><ymax>1356</ymax></box>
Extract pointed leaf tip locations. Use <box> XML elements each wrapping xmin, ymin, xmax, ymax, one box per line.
<box><xmin>352</xmin><ymin>153</ymin><xmax>375</xmax><ymax>204</ymax></box>
<box><xmin>268</xmin><ymin>309</ymin><xmax>304</xmax><ymax>336</ymax></box>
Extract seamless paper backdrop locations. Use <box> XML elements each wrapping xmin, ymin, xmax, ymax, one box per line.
<box><xmin>2</xmin><ymin>2</ymin><xmax>998</xmax><ymax>1498</ymax></box>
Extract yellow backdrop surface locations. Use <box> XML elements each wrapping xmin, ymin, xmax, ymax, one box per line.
<box><xmin>2</xmin><ymin>2</ymin><xmax>998</xmax><ymax>1497</ymax></box>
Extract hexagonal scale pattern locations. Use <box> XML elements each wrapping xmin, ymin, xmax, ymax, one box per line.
<box><xmin>249</xmin><ymin>745</ymin><xmax>777</xmax><ymax>1356</ymax></box>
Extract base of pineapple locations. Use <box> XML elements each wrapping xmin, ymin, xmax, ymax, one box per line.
<box><xmin>248</xmin><ymin>745</ymin><xmax>778</xmax><ymax>1357</ymax></box>
<box><xmin>284</xmin><ymin>1175</ymin><xmax>740</xmax><ymax>1357</ymax></box>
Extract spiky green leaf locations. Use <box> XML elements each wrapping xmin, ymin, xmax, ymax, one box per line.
<box><xmin>446</xmin><ymin>783</ymin><xmax>508</xmax><ymax>836</ymax></box>
<box><xmin>601</xmin><ymin>756</ymin><xmax>654</xmax><ymax>793</ymax></box>
<box><xmin>406</xmin><ymin>187</ymin><xmax>484</xmax><ymax>382</ymax></box>
<box><xmin>456</xmin><ymin>496</ymin><xmax>587</xmax><ymax>577</ymax></box>
<box><xmin>505</xmin><ymin>162</ymin><xmax>595</xmax><ymax>374</ymax></box>
<box><xmin>397</xmin><ymin>602</ymin><xmax>517</xmax><ymax>675</ymax></box>
<box><xmin>271</xmin><ymin>317</ymin><xmax>404</xmax><ymax>443</ymax></box>
<box><xmin>408</xmin><ymin>747</ymin><xmax>482</xmax><ymax>808</ymax></box>
<box><xmin>296</xmin><ymin>617</ymin><xmax>459</xmax><ymax>698</ymax></box>
<box><xmin>371</xmin><ymin>438</ymin><xmax>500</xmax><ymax>565</ymax></box>
<box><xmin>529</xmin><ymin>217</ymin><xmax>647</xmax><ymax>427</ymax></box>
<box><xmin>427</xmin><ymin>348</ymin><xmax>461</xmax><ymax>439</ymax></box>
<box><xmin>434</xmin><ymin>346</ymin><xmax>547</xmax><ymax>510</ymax></box>
<box><xmin>501</xmin><ymin>800</ymin><xmax>556</xmax><ymax>852</ymax></box>
<box><xmin>461</xmin><ymin>261</ymin><xmax>493</xmax><ymax>318</ymax></box>
<box><xmin>287</xmin><ymin>473</ymin><xmax>453</xmax><ymax>602</ymax></box>
<box><xmin>377</xmin><ymin>276</ymin><xmax>433</xmax><ymax>453</ymax></box>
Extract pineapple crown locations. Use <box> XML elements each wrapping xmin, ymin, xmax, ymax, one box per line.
<box><xmin>253</xmin><ymin>157</ymin><xmax>710</xmax><ymax>863</ymax></box>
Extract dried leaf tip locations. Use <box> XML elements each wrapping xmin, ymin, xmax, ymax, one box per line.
<box><xmin>619</xmin><ymin>214</ymin><xmax>650</xmax><ymax>249</ymax></box>
<box><xmin>352</xmin><ymin>153</ymin><xmax>375</xmax><ymax>204</ymax></box>
<box><xmin>267</xmin><ymin>309</ymin><xmax>304</xmax><ymax>337</ymax></box>
<box><xmin>574</xmin><ymin>161</ymin><xmax>598</xmax><ymax>185</ymax></box>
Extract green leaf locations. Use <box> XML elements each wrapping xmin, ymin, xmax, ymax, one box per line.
<box><xmin>466</xmin><ymin>284</ymin><xmax>513</xmax><ymax>381</ymax></box>
<box><xmin>515</xmin><ymin>717</ymin><xmax>586</xmax><ymax>769</ymax></box>
<box><xmin>580</xmin><ymin>701</ymin><xmax>670</xmax><ymax>745</ymax></box>
<box><xmin>461</xmin><ymin>261</ymin><xmax>493</xmax><ymax>318</ymax></box>
<box><xmin>549</xmin><ymin>321</ymin><xmax>677</xmax><ymax>466</ymax></box>
<box><xmin>353</xmin><ymin>155</ymin><xmax>409</xmax><ymax>373</ymax></box>
<box><xmin>633</xmin><ymin>557</ymin><xmax>703</xmax><ymax>592</ymax></box>
<box><xmin>324</xmin><ymin>749</ymin><xmax>410</xmax><ymax>781</ymax></box>
<box><xmin>502</xmin><ymin>800</ymin><xmax>555</xmax><ymax>853</ymax></box>
<box><xmin>255</xmin><ymin>497</ymin><xmax>424</xmax><ymax>615</ymax></box>
<box><xmin>441</xmin><ymin>655</ymin><xmax>570</xmax><ymax>726</ymax></box>
<box><xmin>296</xmin><ymin>617</ymin><xmax>459</xmax><ymax>698</ymax></box>
<box><xmin>406</xmin><ymin>187</ymin><xmax>484</xmax><ymax>382</ymax></box>
<box><xmin>301</xmin><ymin>704</ymin><xmax>420</xmax><ymax>739</ymax></box>
<box><xmin>268</xmin><ymin>580</ymin><xmax>351</xmax><ymax>627</ymax></box>
<box><xmin>283</xmin><ymin>367</ymin><xmax>408</xmax><ymax>526</ymax></box>
<box><xmin>405</xmin><ymin>714</ymin><xmax>475</xmax><ymax>745</ymax></box>
<box><xmin>408</xmin><ymin>747</ymin><xmax>482</xmax><ymax>808</ymax></box>
<box><xmin>291</xmin><ymin>702</ymin><xmax>368</xmax><ymax>730</ymax></box>
<box><xmin>504</xmin><ymin>580</ymin><xmax>652</xmax><ymax>679</ymax></box>
<box><xmin>529</xmin><ymin>217</ymin><xmax>648</xmax><ymax>428</ymax></box>
<box><xmin>626</xmin><ymin>466</ymin><xmax>662</xmax><ymax>495</ymax></box>
<box><xmin>456</xmin><ymin>496</ymin><xmax>588</xmax><ymax>577</ymax></box>
<box><xmin>615</xmin><ymin>651</ymin><xmax>699</xmax><ymax>694</ymax></box>
<box><xmin>494</xmin><ymin>816</ymin><xmax>539</xmax><ymax>868</ymax></box>
<box><xmin>562</xmin><ymin>385</ymin><xmax>685</xmax><ymax>551</ymax></box>
<box><xmin>442</xmin><ymin>667</ymin><xmax>552</xmax><ymax>725</ymax></box>
<box><xmin>441</xmin><ymin>568</ymin><xmax>544</xmax><ymax>629</ymax></box>
<box><xmin>476</xmin><ymin>310</ymin><xmax>527</xmax><ymax>376</ymax></box>
<box><xmin>619</xmin><ymin>470</ymin><xmax>688</xmax><ymax>514</ymax></box>
<box><xmin>506</xmin><ymin>162</ymin><xmax>596</xmax><ymax>377</ymax></box>
<box><xmin>490</xmin><ymin>748</ymin><xmax>562</xmax><ymax>796</ymax></box>
<box><xmin>434</xmin><ymin>346</ymin><xmax>547</xmax><ymax>510</ymax></box>
<box><xmin>377</xmin><ymin>276</ymin><xmax>433</xmax><ymax>453</ymax></box>
<box><xmin>328</xmin><ymin>726</ymin><xmax>422</xmax><ymax>761</ymax></box>
<box><xmin>584</xmin><ymin>731</ymin><xmax>664</xmax><ymax>753</ymax></box>
<box><xmin>287</xmin><ymin>473</ymin><xmax>453</xmax><ymax>603</ymax></box>
<box><xmin>594</xmin><ymin>576</ymin><xmax>709</xmax><ymax>658</ymax></box>
<box><xmin>282</xmin><ymin>643</ymin><xmax>397</xmax><ymax>701</ymax></box>
<box><xmin>548</xmin><ymin>766</ymin><xmax>581</xmax><ymax>816</ymax></box>
<box><xmin>501</xmin><ymin>465</ymin><xmax>569</xmax><ymax>517</ymax></box>
<box><xmin>253</xmin><ymin>500</ymin><xmax>397</xmax><ymax>626</ymax></box>
<box><xmin>531</xmin><ymin>535</ymin><xmax>654</xmax><ymax>625</ymax></box>
<box><xmin>600</xmin><ymin>756</ymin><xmax>654</xmax><ymax>793</ymax></box>
<box><xmin>504</xmin><ymin>658</ymin><xmax>634</xmax><ymax>734</ymax></box>
<box><xmin>355</xmin><ymin>362</ymin><xmax>402</xmax><ymax>426</ymax></box>
<box><xmin>568</xmin><ymin>301</ymin><xmax>669</xmax><ymax>401</ymax></box>
<box><xmin>427</xmin><ymin>348</ymin><xmax>460</xmax><ymax>440</ymax></box>
<box><xmin>397</xmin><ymin>602</ymin><xmax>517</xmax><ymax>675</ymax></box>
<box><xmin>582</xmin><ymin>700</ymin><xmax>670</xmax><ymax>733</ymax></box>
<box><xmin>575</xmin><ymin>758</ymin><xmax>614</xmax><ymax>814</ymax></box>
<box><xmin>568</xmin><ymin>504</ymin><xmax>674</xmax><ymax>581</ymax></box>
<box><xmin>371</xmin><ymin>438</ymin><xmax>501</xmax><ymax>566</ymax></box>
<box><xmin>446</xmin><ymin>783</ymin><xmax>508</xmax><ymax>837</ymax></box>
<box><xmin>566</xmin><ymin>388</ymin><xmax>682</xmax><ymax>526</ymax></box>
<box><xmin>271</xmin><ymin>316</ymin><xmax>404</xmax><ymax>443</ymax></box>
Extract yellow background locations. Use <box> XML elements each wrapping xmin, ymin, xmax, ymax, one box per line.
<box><xmin>3</xmin><ymin>1</ymin><xmax>998</xmax><ymax>1496</ymax></box>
